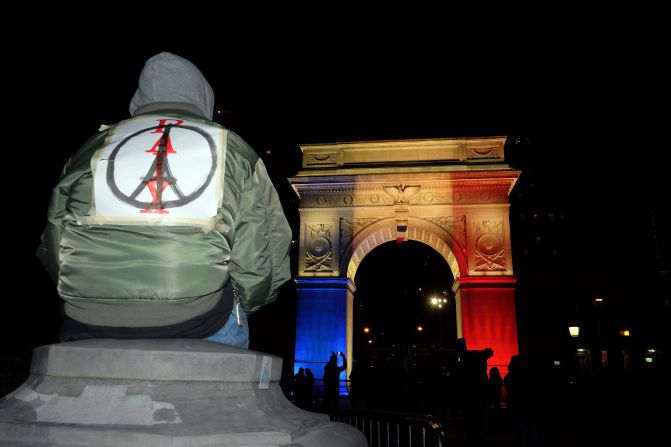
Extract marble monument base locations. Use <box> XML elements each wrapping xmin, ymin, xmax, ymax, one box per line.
<box><xmin>0</xmin><ymin>339</ymin><xmax>366</xmax><ymax>447</ymax></box>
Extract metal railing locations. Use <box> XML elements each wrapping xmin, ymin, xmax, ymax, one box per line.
<box><xmin>327</xmin><ymin>408</ymin><xmax>445</xmax><ymax>447</ymax></box>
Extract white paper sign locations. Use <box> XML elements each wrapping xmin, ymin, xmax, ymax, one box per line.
<box><xmin>93</xmin><ymin>115</ymin><xmax>226</xmax><ymax>226</ymax></box>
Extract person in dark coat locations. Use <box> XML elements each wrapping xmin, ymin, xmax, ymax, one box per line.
<box><xmin>323</xmin><ymin>351</ymin><xmax>347</xmax><ymax>410</ymax></box>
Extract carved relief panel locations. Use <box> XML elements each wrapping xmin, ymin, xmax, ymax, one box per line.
<box><xmin>469</xmin><ymin>217</ymin><xmax>507</xmax><ymax>272</ymax></box>
<box><xmin>304</xmin><ymin>223</ymin><xmax>335</xmax><ymax>273</ymax></box>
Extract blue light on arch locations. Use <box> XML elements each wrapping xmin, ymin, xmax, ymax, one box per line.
<box><xmin>294</xmin><ymin>278</ymin><xmax>349</xmax><ymax>377</ymax></box>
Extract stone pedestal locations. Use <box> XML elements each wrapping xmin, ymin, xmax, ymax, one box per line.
<box><xmin>0</xmin><ymin>339</ymin><xmax>366</xmax><ymax>446</ymax></box>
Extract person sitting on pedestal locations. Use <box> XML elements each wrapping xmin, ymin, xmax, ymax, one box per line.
<box><xmin>36</xmin><ymin>52</ymin><xmax>292</xmax><ymax>348</ymax></box>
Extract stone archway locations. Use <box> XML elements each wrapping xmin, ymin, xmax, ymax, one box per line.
<box><xmin>290</xmin><ymin>137</ymin><xmax>520</xmax><ymax>377</ymax></box>
<box><xmin>342</xmin><ymin>216</ymin><xmax>466</xmax><ymax>281</ymax></box>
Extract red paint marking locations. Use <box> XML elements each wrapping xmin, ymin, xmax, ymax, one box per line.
<box><xmin>150</xmin><ymin>118</ymin><xmax>184</xmax><ymax>133</ymax></box>
<box><xmin>140</xmin><ymin>177</ymin><xmax>170</xmax><ymax>214</ymax></box>
<box><xmin>146</xmin><ymin>134</ymin><xmax>177</xmax><ymax>155</ymax></box>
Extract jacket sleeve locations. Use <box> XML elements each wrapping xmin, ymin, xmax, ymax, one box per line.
<box><xmin>229</xmin><ymin>158</ymin><xmax>292</xmax><ymax>313</ymax></box>
<box><xmin>36</xmin><ymin>130</ymin><xmax>108</xmax><ymax>284</ymax></box>
<box><xmin>36</xmin><ymin>161</ymin><xmax>74</xmax><ymax>284</ymax></box>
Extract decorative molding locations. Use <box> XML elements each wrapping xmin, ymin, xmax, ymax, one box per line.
<box><xmin>294</xmin><ymin>179</ymin><xmax>514</xmax><ymax>208</ymax></box>
<box><xmin>382</xmin><ymin>185</ymin><xmax>421</xmax><ymax>204</ymax></box>
<box><xmin>407</xmin><ymin>226</ymin><xmax>461</xmax><ymax>279</ymax></box>
<box><xmin>347</xmin><ymin>227</ymin><xmax>396</xmax><ymax>279</ymax></box>
<box><xmin>301</xmin><ymin>193</ymin><xmax>394</xmax><ymax>208</ymax></box>
<box><xmin>424</xmin><ymin>215</ymin><xmax>466</xmax><ymax>248</ymax></box>
<box><xmin>394</xmin><ymin>204</ymin><xmax>410</xmax><ymax>241</ymax></box>
<box><xmin>473</xmin><ymin>219</ymin><xmax>506</xmax><ymax>271</ymax></box>
<box><xmin>304</xmin><ymin>224</ymin><xmax>334</xmax><ymax>272</ymax></box>
<box><xmin>467</xmin><ymin>146</ymin><xmax>499</xmax><ymax>159</ymax></box>
<box><xmin>346</xmin><ymin>225</ymin><xmax>462</xmax><ymax>282</ymax></box>
<box><xmin>305</xmin><ymin>152</ymin><xmax>338</xmax><ymax>166</ymax></box>
<box><xmin>340</xmin><ymin>218</ymin><xmax>379</xmax><ymax>255</ymax></box>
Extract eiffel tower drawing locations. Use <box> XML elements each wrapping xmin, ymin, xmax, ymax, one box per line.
<box><xmin>129</xmin><ymin>124</ymin><xmax>185</xmax><ymax>214</ymax></box>
<box><xmin>106</xmin><ymin>121</ymin><xmax>218</xmax><ymax>215</ymax></box>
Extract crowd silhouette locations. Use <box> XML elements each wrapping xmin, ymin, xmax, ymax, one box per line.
<box><xmin>287</xmin><ymin>340</ymin><xmax>668</xmax><ymax>446</ymax></box>
<box><xmin>292</xmin><ymin>367</ymin><xmax>315</xmax><ymax>410</ymax></box>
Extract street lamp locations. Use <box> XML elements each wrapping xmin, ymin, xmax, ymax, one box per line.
<box><xmin>428</xmin><ymin>294</ymin><xmax>450</xmax><ymax>348</ymax></box>
<box><xmin>568</xmin><ymin>326</ymin><xmax>580</xmax><ymax>338</ymax></box>
<box><xmin>429</xmin><ymin>296</ymin><xmax>448</xmax><ymax>309</ymax></box>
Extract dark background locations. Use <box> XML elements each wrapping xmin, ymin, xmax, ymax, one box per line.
<box><xmin>3</xmin><ymin>18</ymin><xmax>669</xmax><ymax>405</ymax></box>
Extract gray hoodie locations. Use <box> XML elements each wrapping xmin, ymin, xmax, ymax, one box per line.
<box><xmin>129</xmin><ymin>52</ymin><xmax>215</xmax><ymax>120</ymax></box>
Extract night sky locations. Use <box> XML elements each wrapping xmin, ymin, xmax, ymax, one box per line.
<box><xmin>4</xmin><ymin>24</ymin><xmax>668</xmax><ymax>373</ymax></box>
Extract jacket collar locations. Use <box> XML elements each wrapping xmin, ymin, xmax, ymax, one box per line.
<box><xmin>132</xmin><ymin>102</ymin><xmax>207</xmax><ymax>120</ymax></box>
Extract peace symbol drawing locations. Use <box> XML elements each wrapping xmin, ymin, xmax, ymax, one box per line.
<box><xmin>94</xmin><ymin>116</ymin><xmax>225</xmax><ymax>223</ymax></box>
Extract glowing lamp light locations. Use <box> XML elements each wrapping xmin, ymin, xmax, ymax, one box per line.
<box><xmin>430</xmin><ymin>296</ymin><xmax>448</xmax><ymax>309</ymax></box>
<box><xmin>367</xmin><ymin>339</ymin><xmax>372</xmax><ymax>344</ymax></box>
<box><xmin>568</xmin><ymin>326</ymin><xmax>580</xmax><ymax>337</ymax></box>
<box><xmin>417</xmin><ymin>326</ymin><xmax>424</xmax><ymax>332</ymax></box>
<box><xmin>620</xmin><ymin>329</ymin><xmax>630</xmax><ymax>337</ymax></box>
<box><xmin>553</xmin><ymin>360</ymin><xmax>561</xmax><ymax>366</ymax></box>
<box><xmin>645</xmin><ymin>357</ymin><xmax>653</xmax><ymax>363</ymax></box>
<box><xmin>363</xmin><ymin>327</ymin><xmax>370</xmax><ymax>334</ymax></box>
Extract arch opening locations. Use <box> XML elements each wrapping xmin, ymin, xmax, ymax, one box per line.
<box><xmin>350</xmin><ymin>240</ymin><xmax>458</xmax><ymax>412</ymax></box>
<box><xmin>353</xmin><ymin>240</ymin><xmax>457</xmax><ymax>351</ymax></box>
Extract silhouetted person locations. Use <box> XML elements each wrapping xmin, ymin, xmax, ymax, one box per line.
<box><xmin>293</xmin><ymin>367</ymin><xmax>307</xmax><ymax>408</ymax></box>
<box><xmin>304</xmin><ymin>368</ymin><xmax>315</xmax><ymax>410</ymax></box>
<box><xmin>456</xmin><ymin>338</ymin><xmax>493</xmax><ymax>447</ymax></box>
<box><xmin>323</xmin><ymin>351</ymin><xmax>347</xmax><ymax>410</ymax></box>
<box><xmin>488</xmin><ymin>366</ymin><xmax>504</xmax><ymax>410</ymax></box>
<box><xmin>504</xmin><ymin>354</ymin><xmax>540</xmax><ymax>447</ymax></box>
<box><xmin>503</xmin><ymin>355</ymin><xmax>522</xmax><ymax>415</ymax></box>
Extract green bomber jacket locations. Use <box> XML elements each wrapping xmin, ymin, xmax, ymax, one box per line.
<box><xmin>36</xmin><ymin>107</ymin><xmax>292</xmax><ymax>328</ymax></box>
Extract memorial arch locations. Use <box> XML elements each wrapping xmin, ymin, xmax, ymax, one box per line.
<box><xmin>289</xmin><ymin>137</ymin><xmax>520</xmax><ymax>376</ymax></box>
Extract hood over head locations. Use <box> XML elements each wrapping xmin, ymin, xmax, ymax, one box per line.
<box><xmin>129</xmin><ymin>52</ymin><xmax>214</xmax><ymax>120</ymax></box>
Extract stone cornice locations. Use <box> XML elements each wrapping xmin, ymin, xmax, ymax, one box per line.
<box><xmin>290</xmin><ymin>169</ymin><xmax>520</xmax><ymax>187</ymax></box>
<box><xmin>290</xmin><ymin>171</ymin><xmax>520</xmax><ymax>208</ymax></box>
<box><xmin>294</xmin><ymin>163</ymin><xmax>515</xmax><ymax>177</ymax></box>
<box><xmin>299</xmin><ymin>136</ymin><xmax>508</xmax><ymax>170</ymax></box>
